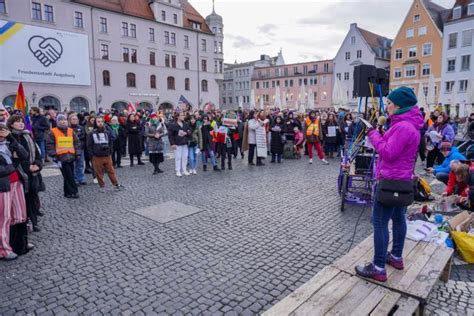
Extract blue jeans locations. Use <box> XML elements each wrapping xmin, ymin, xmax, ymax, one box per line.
<box><xmin>36</xmin><ymin>140</ymin><xmax>46</xmax><ymax>161</ymax></box>
<box><xmin>372</xmin><ymin>201</ymin><xmax>407</xmax><ymax>268</ymax></box>
<box><xmin>74</xmin><ymin>152</ymin><xmax>86</xmax><ymax>184</ymax></box>
<box><xmin>202</xmin><ymin>149</ymin><xmax>217</xmax><ymax>167</ymax></box>
<box><xmin>188</xmin><ymin>145</ymin><xmax>198</xmax><ymax>170</ymax></box>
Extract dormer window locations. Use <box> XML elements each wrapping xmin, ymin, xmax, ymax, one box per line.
<box><xmin>192</xmin><ymin>21</ymin><xmax>201</xmax><ymax>30</ymax></box>
<box><xmin>414</xmin><ymin>14</ymin><xmax>420</xmax><ymax>22</ymax></box>
<box><xmin>453</xmin><ymin>6</ymin><xmax>462</xmax><ymax>19</ymax></box>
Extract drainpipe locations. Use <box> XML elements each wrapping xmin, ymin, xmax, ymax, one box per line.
<box><xmin>196</xmin><ymin>31</ymin><xmax>201</xmax><ymax>109</ymax></box>
<box><xmin>90</xmin><ymin>7</ymin><xmax>99</xmax><ymax>112</ymax></box>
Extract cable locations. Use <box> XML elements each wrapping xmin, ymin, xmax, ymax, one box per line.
<box><xmin>347</xmin><ymin>204</ymin><xmax>369</xmax><ymax>253</ymax></box>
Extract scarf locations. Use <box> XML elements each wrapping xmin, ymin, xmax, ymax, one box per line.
<box><xmin>12</xmin><ymin>129</ymin><xmax>36</xmax><ymax>164</ymax></box>
<box><xmin>0</xmin><ymin>140</ymin><xmax>12</xmax><ymax>164</ymax></box>
<box><xmin>110</xmin><ymin>123</ymin><xmax>120</xmax><ymax>135</ymax></box>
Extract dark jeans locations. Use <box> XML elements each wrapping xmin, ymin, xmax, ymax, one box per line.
<box><xmin>372</xmin><ymin>201</ymin><xmax>407</xmax><ymax>268</ymax></box>
<box><xmin>436</xmin><ymin>172</ymin><xmax>449</xmax><ymax>185</ymax></box>
<box><xmin>271</xmin><ymin>153</ymin><xmax>282</xmax><ymax>162</ymax></box>
<box><xmin>426</xmin><ymin>147</ymin><xmax>444</xmax><ymax>168</ymax></box>
<box><xmin>248</xmin><ymin>144</ymin><xmax>262</xmax><ymax>165</ymax></box>
<box><xmin>60</xmin><ymin>161</ymin><xmax>78</xmax><ymax>196</ymax></box>
<box><xmin>112</xmin><ymin>148</ymin><xmax>122</xmax><ymax>167</ymax></box>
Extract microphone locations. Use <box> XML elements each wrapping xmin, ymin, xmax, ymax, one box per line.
<box><xmin>377</xmin><ymin>116</ymin><xmax>386</xmax><ymax>134</ymax></box>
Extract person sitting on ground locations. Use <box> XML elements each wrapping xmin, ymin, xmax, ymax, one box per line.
<box><xmin>442</xmin><ymin>162</ymin><xmax>471</xmax><ymax>209</ymax></box>
<box><xmin>426</xmin><ymin>142</ymin><xmax>465</xmax><ymax>184</ymax></box>
<box><xmin>293</xmin><ymin>127</ymin><xmax>304</xmax><ymax>158</ymax></box>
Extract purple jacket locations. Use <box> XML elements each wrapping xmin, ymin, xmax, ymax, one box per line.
<box><xmin>368</xmin><ymin>106</ymin><xmax>424</xmax><ymax>180</ymax></box>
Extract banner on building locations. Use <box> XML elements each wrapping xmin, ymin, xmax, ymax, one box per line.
<box><xmin>0</xmin><ymin>20</ymin><xmax>91</xmax><ymax>85</ymax></box>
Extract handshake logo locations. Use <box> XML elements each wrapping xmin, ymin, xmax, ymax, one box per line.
<box><xmin>28</xmin><ymin>36</ymin><xmax>63</xmax><ymax>67</ymax></box>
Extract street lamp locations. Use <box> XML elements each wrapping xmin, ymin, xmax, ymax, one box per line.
<box><xmin>31</xmin><ymin>92</ymin><xmax>37</xmax><ymax>103</ymax></box>
<box><xmin>97</xmin><ymin>94</ymin><xmax>102</xmax><ymax>105</ymax></box>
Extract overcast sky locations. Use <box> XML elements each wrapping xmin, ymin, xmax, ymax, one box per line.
<box><xmin>192</xmin><ymin>0</ymin><xmax>455</xmax><ymax>64</ymax></box>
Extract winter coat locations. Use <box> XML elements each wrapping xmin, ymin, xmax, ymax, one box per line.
<box><xmin>70</xmin><ymin>124</ymin><xmax>86</xmax><ymax>150</ymax></box>
<box><xmin>189</xmin><ymin>124</ymin><xmax>200</xmax><ymax>147</ymax></box>
<box><xmin>270</xmin><ymin>123</ymin><xmax>285</xmax><ymax>154</ymax></box>
<box><xmin>445</xmin><ymin>170</ymin><xmax>468</xmax><ymax>196</ymax></box>
<box><xmin>200</xmin><ymin>124</ymin><xmax>213</xmax><ymax>151</ymax></box>
<box><xmin>247</xmin><ymin>119</ymin><xmax>259</xmax><ymax>145</ymax></box>
<box><xmin>0</xmin><ymin>134</ymin><xmax>29</xmax><ymax>192</ymax></box>
<box><xmin>31</xmin><ymin>114</ymin><xmax>50</xmax><ymax>141</ymax></box>
<box><xmin>167</xmin><ymin>121</ymin><xmax>191</xmax><ymax>146</ymax></box>
<box><xmin>126</xmin><ymin>121</ymin><xmax>143</xmax><ymax>155</ymax></box>
<box><xmin>368</xmin><ymin>106</ymin><xmax>424</xmax><ymax>181</ymax></box>
<box><xmin>433</xmin><ymin>147</ymin><xmax>465</xmax><ymax>175</ymax></box>
<box><xmin>145</xmin><ymin>122</ymin><xmax>165</xmax><ymax>153</ymax></box>
<box><xmin>323</xmin><ymin>121</ymin><xmax>339</xmax><ymax>144</ymax></box>
<box><xmin>110</xmin><ymin>124</ymin><xmax>125</xmax><ymax>150</ymax></box>
<box><xmin>11</xmin><ymin>130</ymin><xmax>43</xmax><ymax>194</ymax></box>
<box><xmin>87</xmin><ymin>127</ymin><xmax>114</xmax><ymax>157</ymax></box>
<box><xmin>46</xmin><ymin>126</ymin><xmax>81</xmax><ymax>163</ymax></box>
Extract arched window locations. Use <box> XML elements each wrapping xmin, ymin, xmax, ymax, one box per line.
<box><xmin>150</xmin><ymin>75</ymin><xmax>156</xmax><ymax>89</ymax></box>
<box><xmin>201</xmin><ymin>80</ymin><xmax>208</xmax><ymax>92</ymax></box>
<box><xmin>185</xmin><ymin>78</ymin><xmax>190</xmax><ymax>91</ymax></box>
<box><xmin>126</xmin><ymin>72</ymin><xmax>136</xmax><ymax>87</ymax></box>
<box><xmin>70</xmin><ymin>96</ymin><xmax>89</xmax><ymax>113</ymax></box>
<box><xmin>138</xmin><ymin>102</ymin><xmax>153</xmax><ymax>111</ymax></box>
<box><xmin>1</xmin><ymin>95</ymin><xmax>16</xmax><ymax>108</ymax></box>
<box><xmin>38</xmin><ymin>96</ymin><xmax>61</xmax><ymax>110</ymax></box>
<box><xmin>111</xmin><ymin>101</ymin><xmax>128</xmax><ymax>113</ymax></box>
<box><xmin>103</xmin><ymin>70</ymin><xmax>110</xmax><ymax>86</ymax></box>
<box><xmin>167</xmin><ymin>76</ymin><xmax>175</xmax><ymax>90</ymax></box>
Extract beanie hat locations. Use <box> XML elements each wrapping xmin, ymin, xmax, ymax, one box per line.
<box><xmin>440</xmin><ymin>142</ymin><xmax>452</xmax><ymax>151</ymax></box>
<box><xmin>388</xmin><ymin>87</ymin><xmax>418</xmax><ymax>110</ymax></box>
<box><xmin>56</xmin><ymin>114</ymin><xmax>67</xmax><ymax>123</ymax></box>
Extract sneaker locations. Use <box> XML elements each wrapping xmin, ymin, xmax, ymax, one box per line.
<box><xmin>355</xmin><ymin>263</ymin><xmax>387</xmax><ymax>282</ymax></box>
<box><xmin>386</xmin><ymin>252</ymin><xmax>404</xmax><ymax>270</ymax></box>
<box><xmin>183</xmin><ymin>170</ymin><xmax>191</xmax><ymax>176</ymax></box>
<box><xmin>192</xmin><ymin>169</ymin><xmax>197</xmax><ymax>175</ymax></box>
<box><xmin>27</xmin><ymin>243</ymin><xmax>35</xmax><ymax>251</ymax></box>
<box><xmin>321</xmin><ymin>159</ymin><xmax>329</xmax><ymax>165</ymax></box>
<box><xmin>99</xmin><ymin>187</ymin><xmax>106</xmax><ymax>193</ymax></box>
<box><xmin>309</xmin><ymin>159</ymin><xmax>313</xmax><ymax>164</ymax></box>
<box><xmin>176</xmin><ymin>171</ymin><xmax>183</xmax><ymax>177</ymax></box>
<box><xmin>93</xmin><ymin>178</ymin><xmax>98</xmax><ymax>184</ymax></box>
<box><xmin>1</xmin><ymin>252</ymin><xmax>18</xmax><ymax>261</ymax></box>
<box><xmin>113</xmin><ymin>184</ymin><xmax>125</xmax><ymax>191</ymax></box>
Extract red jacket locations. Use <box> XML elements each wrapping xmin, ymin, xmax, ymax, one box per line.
<box><xmin>445</xmin><ymin>171</ymin><xmax>468</xmax><ymax>196</ymax></box>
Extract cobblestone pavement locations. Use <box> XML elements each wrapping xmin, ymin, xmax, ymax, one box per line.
<box><xmin>0</xmin><ymin>156</ymin><xmax>472</xmax><ymax>315</ymax></box>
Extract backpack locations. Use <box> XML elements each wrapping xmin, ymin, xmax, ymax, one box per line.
<box><xmin>414</xmin><ymin>176</ymin><xmax>432</xmax><ymax>201</ymax></box>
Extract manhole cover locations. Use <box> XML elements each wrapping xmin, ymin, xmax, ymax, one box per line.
<box><xmin>132</xmin><ymin>200</ymin><xmax>202</xmax><ymax>223</ymax></box>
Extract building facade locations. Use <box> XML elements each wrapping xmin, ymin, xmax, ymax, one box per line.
<box><xmin>333</xmin><ymin>23</ymin><xmax>392</xmax><ymax>108</ymax></box>
<box><xmin>220</xmin><ymin>52</ymin><xmax>284</xmax><ymax>110</ymax></box>
<box><xmin>440</xmin><ymin>0</ymin><xmax>474</xmax><ymax>113</ymax></box>
<box><xmin>251</xmin><ymin>60</ymin><xmax>334</xmax><ymax>110</ymax></box>
<box><xmin>390</xmin><ymin>0</ymin><xmax>448</xmax><ymax>106</ymax></box>
<box><xmin>0</xmin><ymin>0</ymin><xmax>224</xmax><ymax>113</ymax></box>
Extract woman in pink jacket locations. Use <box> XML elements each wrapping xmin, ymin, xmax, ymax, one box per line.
<box><xmin>356</xmin><ymin>87</ymin><xmax>424</xmax><ymax>282</ymax></box>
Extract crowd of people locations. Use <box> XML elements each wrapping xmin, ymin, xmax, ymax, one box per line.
<box><xmin>0</xmin><ymin>98</ymin><xmax>472</xmax><ymax>261</ymax></box>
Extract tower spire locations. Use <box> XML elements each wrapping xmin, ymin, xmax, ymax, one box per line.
<box><xmin>212</xmin><ymin>0</ymin><xmax>215</xmax><ymax>13</ymax></box>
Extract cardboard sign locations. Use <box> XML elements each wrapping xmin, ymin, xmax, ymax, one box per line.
<box><xmin>256</xmin><ymin>126</ymin><xmax>267</xmax><ymax>158</ymax></box>
<box><xmin>223</xmin><ymin>113</ymin><xmax>238</xmax><ymax>127</ymax></box>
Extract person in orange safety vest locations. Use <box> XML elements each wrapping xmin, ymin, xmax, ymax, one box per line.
<box><xmin>303</xmin><ymin>110</ymin><xmax>329</xmax><ymax>165</ymax></box>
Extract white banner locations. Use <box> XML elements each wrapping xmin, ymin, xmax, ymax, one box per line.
<box><xmin>0</xmin><ymin>20</ymin><xmax>91</xmax><ymax>85</ymax></box>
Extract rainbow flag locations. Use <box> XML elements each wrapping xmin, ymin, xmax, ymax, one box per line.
<box><xmin>14</xmin><ymin>82</ymin><xmax>32</xmax><ymax>131</ymax></box>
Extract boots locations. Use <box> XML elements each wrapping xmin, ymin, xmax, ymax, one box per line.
<box><xmin>203</xmin><ymin>165</ymin><xmax>207</xmax><ymax>172</ymax></box>
<box><xmin>228</xmin><ymin>162</ymin><xmax>232</xmax><ymax>170</ymax></box>
<box><xmin>213</xmin><ymin>165</ymin><xmax>221</xmax><ymax>172</ymax></box>
<box><xmin>138</xmin><ymin>156</ymin><xmax>145</xmax><ymax>165</ymax></box>
<box><xmin>130</xmin><ymin>155</ymin><xmax>134</xmax><ymax>167</ymax></box>
<box><xmin>152</xmin><ymin>164</ymin><xmax>159</xmax><ymax>175</ymax></box>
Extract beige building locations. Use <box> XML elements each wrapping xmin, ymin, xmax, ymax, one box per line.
<box><xmin>390</xmin><ymin>0</ymin><xmax>449</xmax><ymax>106</ymax></box>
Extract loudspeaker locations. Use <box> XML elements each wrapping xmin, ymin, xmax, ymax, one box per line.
<box><xmin>376</xmin><ymin>68</ymin><xmax>389</xmax><ymax>97</ymax></box>
<box><xmin>353</xmin><ymin>65</ymin><xmax>377</xmax><ymax>98</ymax></box>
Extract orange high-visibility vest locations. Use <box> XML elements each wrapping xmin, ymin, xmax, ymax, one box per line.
<box><xmin>305</xmin><ymin>118</ymin><xmax>320</xmax><ymax>137</ymax></box>
<box><xmin>51</xmin><ymin>127</ymin><xmax>75</xmax><ymax>156</ymax></box>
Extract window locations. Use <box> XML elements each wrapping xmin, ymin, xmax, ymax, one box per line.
<box><xmin>32</xmin><ymin>2</ymin><xmax>42</xmax><ymax>20</ymax></box>
<box><xmin>449</xmin><ymin>33</ymin><xmax>458</xmax><ymax>49</ymax></box>
<box><xmin>126</xmin><ymin>73</ymin><xmax>136</xmax><ymax>87</ymax></box>
<box><xmin>147</xmin><ymin>28</ymin><xmax>155</xmax><ymax>42</ymax></box>
<box><xmin>201</xmin><ymin>59</ymin><xmax>207</xmax><ymax>72</ymax></box>
<box><xmin>192</xmin><ymin>22</ymin><xmax>201</xmax><ymax>30</ymax></box>
<box><xmin>100</xmin><ymin>44</ymin><xmax>109</xmax><ymax>60</ymax></box>
<box><xmin>461</xmin><ymin>55</ymin><xmax>470</xmax><ymax>71</ymax></box>
<box><xmin>171</xmin><ymin>32</ymin><xmax>176</xmax><ymax>45</ymax></box>
<box><xmin>406</xmin><ymin>28</ymin><xmax>414</xmax><ymax>38</ymax></box>
<box><xmin>418</xmin><ymin>26</ymin><xmax>427</xmax><ymax>36</ymax></box>
<box><xmin>171</xmin><ymin>55</ymin><xmax>176</xmax><ymax>68</ymax></box>
<box><xmin>408</xmin><ymin>46</ymin><xmax>417</xmax><ymax>58</ymax></box>
<box><xmin>303</xmin><ymin>66</ymin><xmax>308</xmax><ymax>74</ymax></box>
<box><xmin>184</xmin><ymin>35</ymin><xmax>189</xmax><ymax>48</ymax></box>
<box><xmin>167</xmin><ymin>77</ymin><xmax>175</xmax><ymax>90</ymax></box>
<box><xmin>462</xmin><ymin>29</ymin><xmax>473</xmax><ymax>47</ymax></box>
<box><xmin>122</xmin><ymin>47</ymin><xmax>129</xmax><ymax>62</ymax></box>
<box><xmin>344</xmin><ymin>72</ymin><xmax>349</xmax><ymax>80</ymax></box>
<box><xmin>164</xmin><ymin>31</ymin><xmax>170</xmax><ymax>44</ymax></box>
<box><xmin>214</xmin><ymin>60</ymin><xmax>218</xmax><ymax>73</ymax></box>
<box><xmin>414</xmin><ymin>14</ymin><xmax>420</xmax><ymax>22</ymax></box>
<box><xmin>469</xmin><ymin>3</ymin><xmax>474</xmax><ymax>16</ymax></box>
<box><xmin>357</xmin><ymin>50</ymin><xmax>362</xmax><ymax>58</ymax></box>
<box><xmin>350</xmin><ymin>36</ymin><xmax>356</xmax><ymax>45</ymax></box>
<box><xmin>336</xmin><ymin>73</ymin><xmax>341</xmax><ymax>80</ymax></box>
<box><xmin>459</xmin><ymin>80</ymin><xmax>468</xmax><ymax>92</ymax></box>
<box><xmin>395</xmin><ymin>49</ymin><xmax>403</xmax><ymax>60</ymax></box>
<box><xmin>184</xmin><ymin>57</ymin><xmax>189</xmax><ymax>70</ymax></box>
<box><xmin>218</xmin><ymin>42</ymin><xmax>223</xmax><ymax>53</ymax></box>
<box><xmin>161</xmin><ymin>10</ymin><xmax>166</xmax><ymax>21</ymax></box>
<box><xmin>214</xmin><ymin>41</ymin><xmax>218</xmax><ymax>53</ymax></box>
<box><xmin>150</xmin><ymin>75</ymin><xmax>156</xmax><ymax>89</ymax></box>
<box><xmin>422</xmin><ymin>43</ymin><xmax>432</xmax><ymax>56</ymax></box>
<box><xmin>447</xmin><ymin>58</ymin><xmax>456</xmax><ymax>72</ymax></box>
<box><xmin>345</xmin><ymin>52</ymin><xmax>350</xmax><ymax>60</ymax></box>
<box><xmin>149</xmin><ymin>51</ymin><xmax>155</xmax><ymax>65</ymax></box>
<box><xmin>394</xmin><ymin>68</ymin><xmax>402</xmax><ymax>78</ymax></box>
<box><xmin>290</xmin><ymin>80</ymin><xmax>293</xmax><ymax>87</ymax></box>
<box><xmin>165</xmin><ymin>54</ymin><xmax>170</xmax><ymax>67</ymax></box>
<box><xmin>173</xmin><ymin>14</ymin><xmax>178</xmax><ymax>24</ymax></box>
<box><xmin>202</xmin><ymin>80</ymin><xmax>208</xmax><ymax>92</ymax></box>
<box><xmin>185</xmin><ymin>78</ymin><xmax>190</xmax><ymax>91</ymax></box>
<box><xmin>256</xmin><ymin>82</ymin><xmax>260</xmax><ymax>89</ymax></box>
<box><xmin>122</xmin><ymin>22</ymin><xmax>129</xmax><ymax>36</ymax></box>
<box><xmin>445</xmin><ymin>81</ymin><xmax>455</xmax><ymax>93</ymax></box>
<box><xmin>453</xmin><ymin>6</ymin><xmax>462</xmax><ymax>19</ymax></box>
<box><xmin>102</xmin><ymin>70</ymin><xmax>110</xmax><ymax>86</ymax></box>
<box><xmin>130</xmin><ymin>24</ymin><xmax>136</xmax><ymax>38</ymax></box>
<box><xmin>100</xmin><ymin>17</ymin><xmax>108</xmax><ymax>33</ymax></box>
<box><xmin>201</xmin><ymin>39</ymin><xmax>207</xmax><ymax>51</ymax></box>
<box><xmin>405</xmin><ymin>66</ymin><xmax>416</xmax><ymax>77</ymax></box>
<box><xmin>324</xmin><ymin>63</ymin><xmax>329</xmax><ymax>73</ymax></box>
<box><xmin>74</xmin><ymin>11</ymin><xmax>83</xmax><ymax>28</ymax></box>
<box><xmin>422</xmin><ymin>64</ymin><xmax>431</xmax><ymax>76</ymax></box>
<box><xmin>44</xmin><ymin>5</ymin><xmax>53</xmax><ymax>22</ymax></box>
<box><xmin>131</xmin><ymin>49</ymin><xmax>137</xmax><ymax>63</ymax></box>
<box><xmin>0</xmin><ymin>0</ymin><xmax>6</xmax><ymax>14</ymax></box>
